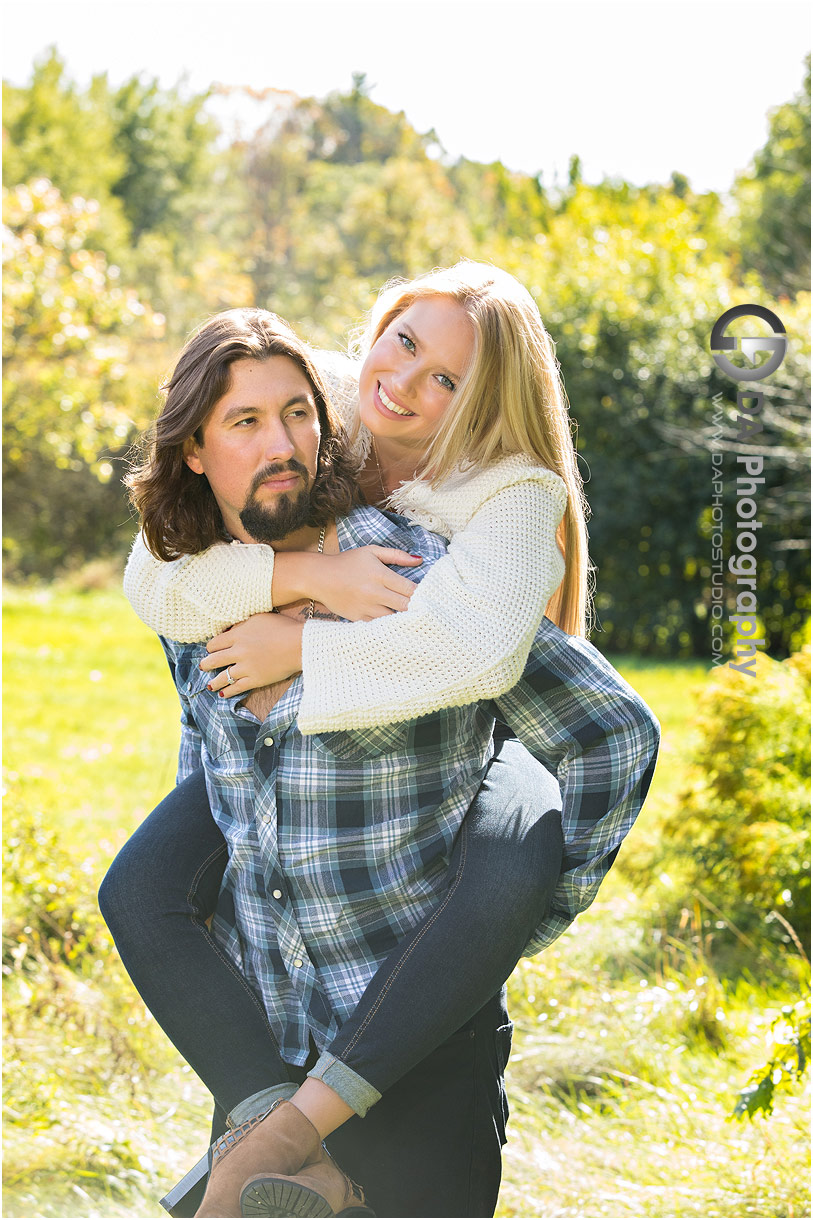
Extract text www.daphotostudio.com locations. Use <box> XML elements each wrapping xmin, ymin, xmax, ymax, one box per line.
<box><xmin>708</xmin><ymin>304</ymin><xmax>788</xmax><ymax>675</ymax></box>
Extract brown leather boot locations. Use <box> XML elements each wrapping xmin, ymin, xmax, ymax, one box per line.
<box><xmin>240</xmin><ymin>1144</ymin><xmax>374</xmax><ymax>1217</ymax></box>
<box><xmin>195</xmin><ymin>1100</ymin><xmax>323</xmax><ymax>1217</ymax></box>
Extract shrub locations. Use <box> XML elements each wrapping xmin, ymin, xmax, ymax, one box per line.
<box><xmin>650</xmin><ymin>647</ymin><xmax>810</xmax><ymax>951</ymax></box>
<box><xmin>732</xmin><ymin>998</ymin><xmax>811</xmax><ymax>1120</ymax></box>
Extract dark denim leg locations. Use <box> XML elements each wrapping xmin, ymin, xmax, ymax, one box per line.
<box><xmin>325</xmin><ymin>991</ymin><xmax>510</xmax><ymax>1218</ymax></box>
<box><xmin>321</xmin><ymin>737</ymin><xmax>563</xmax><ymax>1097</ymax></box>
<box><xmin>98</xmin><ymin>770</ymin><xmax>295</xmax><ymax>1113</ymax></box>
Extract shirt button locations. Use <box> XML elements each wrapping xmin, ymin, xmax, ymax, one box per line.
<box><xmin>293</xmin><ymin>958</ymin><xmax>304</xmax><ymax>969</ymax></box>
<box><xmin>263</xmin><ymin>736</ymin><xmax>274</xmax><ymax>746</ymax></box>
<box><xmin>263</xmin><ymin>814</ymin><xmax>272</xmax><ymax>824</ymax></box>
<box><xmin>272</xmin><ymin>889</ymin><xmax>283</xmax><ymax>900</ymax></box>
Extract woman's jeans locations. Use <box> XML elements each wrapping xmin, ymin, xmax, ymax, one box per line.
<box><xmin>99</xmin><ymin>736</ymin><xmax>563</xmax><ymax>1121</ymax></box>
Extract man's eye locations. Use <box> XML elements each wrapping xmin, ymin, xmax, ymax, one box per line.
<box><xmin>397</xmin><ymin>332</ymin><xmax>416</xmax><ymax>353</ymax></box>
<box><xmin>436</xmin><ymin>374</ymin><xmax>455</xmax><ymax>391</ymax></box>
<box><xmin>235</xmin><ymin>417</ymin><xmax>256</xmax><ymax>427</ymax></box>
<box><xmin>287</xmin><ymin>409</ymin><xmax>308</xmax><ymax>420</ymax></box>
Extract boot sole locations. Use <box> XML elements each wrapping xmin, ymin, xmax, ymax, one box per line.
<box><xmin>240</xmin><ymin>1177</ymin><xmax>333</xmax><ymax>1218</ymax></box>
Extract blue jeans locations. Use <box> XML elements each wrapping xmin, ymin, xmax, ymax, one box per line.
<box><xmin>99</xmin><ymin>736</ymin><xmax>562</xmax><ymax>1123</ymax></box>
<box><xmin>204</xmin><ymin>991</ymin><xmax>513</xmax><ymax>1218</ymax></box>
<box><xmin>325</xmin><ymin>989</ymin><xmax>514</xmax><ymax>1217</ymax></box>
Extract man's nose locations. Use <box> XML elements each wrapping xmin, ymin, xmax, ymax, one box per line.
<box><xmin>262</xmin><ymin>420</ymin><xmax>296</xmax><ymax>462</ymax></box>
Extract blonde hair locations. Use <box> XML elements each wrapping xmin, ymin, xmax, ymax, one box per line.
<box><xmin>354</xmin><ymin>260</ymin><xmax>592</xmax><ymax>636</ymax></box>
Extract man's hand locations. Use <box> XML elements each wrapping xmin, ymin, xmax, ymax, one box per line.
<box><xmin>200</xmin><ymin>613</ymin><xmax>304</xmax><ymax>698</ymax></box>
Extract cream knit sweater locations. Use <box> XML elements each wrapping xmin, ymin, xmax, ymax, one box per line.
<box><xmin>123</xmin><ymin>351</ymin><xmax>568</xmax><ymax>733</ymax></box>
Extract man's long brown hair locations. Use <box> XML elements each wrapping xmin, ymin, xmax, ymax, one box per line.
<box><xmin>127</xmin><ymin>309</ymin><xmax>361</xmax><ymax>559</ymax></box>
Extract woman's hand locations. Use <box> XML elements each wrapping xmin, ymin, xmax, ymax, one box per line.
<box><xmin>311</xmin><ymin>547</ymin><xmax>423</xmax><ymax>621</ymax></box>
<box><xmin>273</xmin><ymin>546</ymin><xmax>422</xmax><ymax>621</ymax></box>
<box><xmin>199</xmin><ymin>614</ymin><xmax>303</xmax><ymax>698</ymax></box>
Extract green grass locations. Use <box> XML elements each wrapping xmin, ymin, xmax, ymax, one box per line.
<box><xmin>3</xmin><ymin>589</ymin><xmax>809</xmax><ymax>1219</ymax></box>
<box><xmin>3</xmin><ymin>587</ymin><xmax>179</xmax><ymax>848</ymax></box>
<box><xmin>601</xmin><ymin>655</ymin><xmax>710</xmax><ymax>887</ymax></box>
<box><xmin>500</xmin><ymin>914</ymin><xmax>809</xmax><ymax>1218</ymax></box>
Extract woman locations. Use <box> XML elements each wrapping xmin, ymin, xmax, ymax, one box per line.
<box><xmin>103</xmin><ymin>262</ymin><xmax>655</xmax><ymax>1217</ymax></box>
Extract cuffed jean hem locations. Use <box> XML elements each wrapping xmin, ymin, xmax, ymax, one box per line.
<box><xmin>308</xmin><ymin>1052</ymin><xmax>382</xmax><ymax>1117</ymax></box>
<box><xmin>228</xmin><ymin>1082</ymin><xmax>299</xmax><ymax>1128</ymax></box>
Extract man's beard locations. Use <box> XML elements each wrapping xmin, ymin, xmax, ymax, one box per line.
<box><xmin>239</xmin><ymin>461</ymin><xmax>313</xmax><ymax>543</ymax></box>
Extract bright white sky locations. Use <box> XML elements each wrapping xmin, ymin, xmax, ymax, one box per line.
<box><xmin>2</xmin><ymin>0</ymin><xmax>810</xmax><ymax>192</ymax></box>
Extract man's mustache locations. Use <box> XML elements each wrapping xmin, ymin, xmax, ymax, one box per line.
<box><xmin>247</xmin><ymin>460</ymin><xmax>310</xmax><ymax>498</ymax></box>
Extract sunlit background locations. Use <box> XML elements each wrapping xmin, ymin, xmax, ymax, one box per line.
<box><xmin>3</xmin><ymin>4</ymin><xmax>811</xmax><ymax>1217</ymax></box>
<box><xmin>4</xmin><ymin>0</ymin><xmax>811</xmax><ymax>190</ymax></box>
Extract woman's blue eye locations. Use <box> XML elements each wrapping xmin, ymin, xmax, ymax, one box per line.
<box><xmin>397</xmin><ymin>332</ymin><xmax>416</xmax><ymax>353</ymax></box>
<box><xmin>437</xmin><ymin>374</ymin><xmax>455</xmax><ymax>391</ymax></box>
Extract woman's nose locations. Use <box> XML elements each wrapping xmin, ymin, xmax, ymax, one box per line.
<box><xmin>391</xmin><ymin>365</ymin><xmax>418</xmax><ymax>401</ymax></box>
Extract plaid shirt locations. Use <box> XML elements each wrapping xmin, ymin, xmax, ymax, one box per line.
<box><xmin>162</xmin><ymin>505</ymin><xmax>659</xmax><ymax>1066</ymax></box>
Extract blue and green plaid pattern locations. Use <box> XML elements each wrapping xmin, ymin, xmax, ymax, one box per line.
<box><xmin>162</xmin><ymin>504</ymin><xmax>659</xmax><ymax>1065</ymax></box>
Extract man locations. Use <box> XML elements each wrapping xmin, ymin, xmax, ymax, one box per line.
<box><xmin>110</xmin><ymin>309</ymin><xmax>659</xmax><ymax>1219</ymax></box>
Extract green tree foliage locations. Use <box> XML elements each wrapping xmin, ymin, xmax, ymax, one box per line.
<box><xmin>649</xmin><ymin>647</ymin><xmax>811</xmax><ymax>949</ymax></box>
<box><xmin>3</xmin><ymin>49</ymin><xmax>219</xmax><ymax>259</ymax></box>
<box><xmin>2</xmin><ymin>50</ymin><xmax>129</xmax><ymax>256</ymax></box>
<box><xmin>103</xmin><ymin>72</ymin><xmax>251</xmax><ymax>335</ymax></box>
<box><xmin>448</xmin><ymin>158</ymin><xmax>550</xmax><ymax>242</ymax></box>
<box><xmin>485</xmin><ymin>174</ymin><xmax>809</xmax><ymax>656</ymax></box>
<box><xmin>3</xmin><ymin>49</ymin><xmax>241</xmax><ymax>330</ymax></box>
<box><xmin>224</xmin><ymin>84</ymin><xmax>475</xmax><ymax>345</ymax></box>
<box><xmin>495</xmin><ymin>182</ymin><xmax>729</xmax><ymax>654</ymax></box>
<box><xmin>3</xmin><ymin>54</ymin><xmax>254</xmax><ymax>574</ymax></box>
<box><xmin>3</xmin><ymin>180</ymin><xmax>164</xmax><ymax>470</ymax></box>
<box><xmin>2</xmin><ymin>57</ymin><xmax>809</xmax><ymax>652</ymax></box>
<box><xmin>312</xmin><ymin>72</ymin><xmax>434</xmax><ymax>165</ymax></box>
<box><xmin>2</xmin><ymin>180</ymin><xmax>164</xmax><ymax>574</ymax></box>
<box><xmin>109</xmin><ymin>75</ymin><xmax>218</xmax><ymax>244</ymax></box>
<box><xmin>734</xmin><ymin>54</ymin><xmax>810</xmax><ymax>297</ymax></box>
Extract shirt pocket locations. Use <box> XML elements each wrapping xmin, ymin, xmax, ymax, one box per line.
<box><xmin>308</xmin><ymin>705</ymin><xmax>488</xmax><ymax>763</ymax></box>
<box><xmin>199</xmin><ymin>716</ymin><xmax>256</xmax><ymax>793</ymax></box>
<box><xmin>182</xmin><ymin>663</ymin><xmax>251</xmax><ymax>768</ymax></box>
<box><xmin>309</xmin><ymin>719</ymin><xmax>436</xmax><ymax>762</ymax></box>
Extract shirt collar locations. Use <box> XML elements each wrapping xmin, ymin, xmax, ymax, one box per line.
<box><xmin>226</xmin><ymin>503</ymin><xmax>389</xmax><ymax>555</ymax></box>
<box><xmin>335</xmin><ymin>504</ymin><xmax>399</xmax><ymax>552</ymax></box>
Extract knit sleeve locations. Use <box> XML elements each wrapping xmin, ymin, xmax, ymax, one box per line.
<box><xmin>123</xmin><ymin>531</ymin><xmax>276</xmax><ymax>643</ymax></box>
<box><xmin>296</xmin><ymin>476</ymin><xmax>568</xmax><ymax>733</ymax></box>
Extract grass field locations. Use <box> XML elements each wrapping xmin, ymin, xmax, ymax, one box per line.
<box><xmin>3</xmin><ymin>588</ymin><xmax>809</xmax><ymax>1219</ymax></box>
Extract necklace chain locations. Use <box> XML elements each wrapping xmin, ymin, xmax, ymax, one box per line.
<box><xmin>371</xmin><ymin>439</ymin><xmax>388</xmax><ymax>504</ymax></box>
<box><xmin>305</xmin><ymin>526</ymin><xmax>327</xmax><ymax>621</ymax></box>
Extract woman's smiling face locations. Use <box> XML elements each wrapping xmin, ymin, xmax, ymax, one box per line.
<box><xmin>358</xmin><ymin>295</ymin><xmax>475</xmax><ymax>450</ymax></box>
